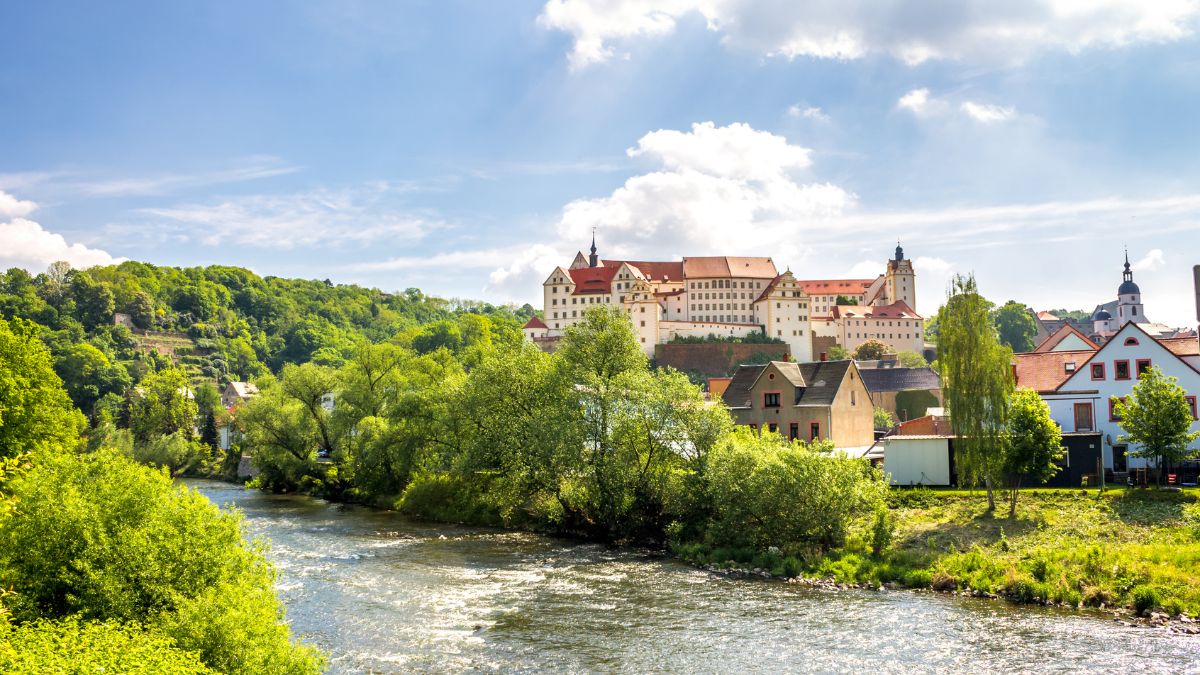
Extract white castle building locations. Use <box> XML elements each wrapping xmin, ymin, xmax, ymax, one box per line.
<box><xmin>523</xmin><ymin>238</ymin><xmax>924</xmax><ymax>360</ymax></box>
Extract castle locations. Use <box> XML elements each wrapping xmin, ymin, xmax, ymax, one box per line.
<box><xmin>523</xmin><ymin>238</ymin><xmax>924</xmax><ymax>360</ymax></box>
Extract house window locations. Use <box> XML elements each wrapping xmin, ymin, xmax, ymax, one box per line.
<box><xmin>1073</xmin><ymin>402</ymin><xmax>1093</xmax><ymax>432</ymax></box>
<box><xmin>1091</xmin><ymin>363</ymin><xmax>1105</xmax><ymax>380</ymax></box>
<box><xmin>1124</xmin><ymin>337</ymin><xmax>1139</xmax><ymax>346</ymax></box>
<box><xmin>768</xmin><ymin>423</ymin><xmax>778</xmax><ymax>433</ymax></box>
<box><xmin>789</xmin><ymin>423</ymin><xmax>799</xmax><ymax>440</ymax></box>
<box><xmin>1136</xmin><ymin>359</ymin><xmax>1151</xmax><ymax>377</ymax></box>
<box><xmin>1188</xmin><ymin>396</ymin><xmax>1198</xmax><ymax>420</ymax></box>
<box><xmin>1114</xmin><ymin>360</ymin><xmax>1131</xmax><ymax>380</ymax></box>
<box><xmin>763</xmin><ymin>392</ymin><xmax>781</xmax><ymax>408</ymax></box>
<box><xmin>851</xmin><ymin>390</ymin><xmax>856</xmax><ymax>406</ymax></box>
<box><xmin>1109</xmin><ymin>397</ymin><xmax>1126</xmax><ymax>422</ymax></box>
<box><xmin>809</xmin><ymin>422</ymin><xmax>820</xmax><ymax>441</ymax></box>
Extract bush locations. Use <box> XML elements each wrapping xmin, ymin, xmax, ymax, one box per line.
<box><xmin>1132</xmin><ymin>585</ymin><xmax>1160</xmax><ymax>616</ymax></box>
<box><xmin>396</xmin><ymin>473</ymin><xmax>502</xmax><ymax>527</ymax></box>
<box><xmin>0</xmin><ymin>618</ymin><xmax>214</xmax><ymax>674</ymax></box>
<box><xmin>0</xmin><ymin>448</ymin><xmax>323</xmax><ymax>674</ymax></box>
<box><xmin>870</xmin><ymin>505</ymin><xmax>895</xmax><ymax>557</ymax></box>
<box><xmin>131</xmin><ymin>430</ymin><xmax>207</xmax><ymax>476</ymax></box>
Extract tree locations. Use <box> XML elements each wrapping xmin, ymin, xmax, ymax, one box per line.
<box><xmin>200</xmin><ymin>411</ymin><xmax>220</xmax><ymax>456</ymax></box>
<box><xmin>129</xmin><ymin>367</ymin><xmax>198</xmax><ymax>444</ymax></box>
<box><xmin>895</xmin><ymin>351</ymin><xmax>928</xmax><ymax>368</ymax></box>
<box><xmin>0</xmin><ymin>318</ymin><xmax>85</xmax><ymax>458</ymax></box>
<box><xmin>52</xmin><ymin>342</ymin><xmax>131</xmax><ymax>418</ymax></box>
<box><xmin>992</xmin><ymin>300</ymin><xmax>1037</xmax><ymax>353</ymax></box>
<box><xmin>874</xmin><ymin>407</ymin><xmax>895</xmax><ymax>430</ymax></box>
<box><xmin>853</xmin><ymin>339</ymin><xmax>894</xmax><ymax>360</ymax></box>
<box><xmin>827</xmin><ymin>345</ymin><xmax>851</xmax><ymax>360</ymax></box>
<box><xmin>1003</xmin><ymin>388</ymin><xmax>1064</xmax><ymax>516</ymax></box>
<box><xmin>835</xmin><ymin>295</ymin><xmax>859</xmax><ymax>306</ymax></box>
<box><xmin>69</xmin><ymin>273</ymin><xmax>115</xmax><ymax>330</ymax></box>
<box><xmin>1113</xmin><ymin>366</ymin><xmax>1200</xmax><ymax>485</ymax></box>
<box><xmin>0</xmin><ymin>447</ymin><xmax>323</xmax><ymax>673</ymax></box>
<box><xmin>937</xmin><ymin>274</ymin><xmax>1013</xmax><ymax>511</ymax></box>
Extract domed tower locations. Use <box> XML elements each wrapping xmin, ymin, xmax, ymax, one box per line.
<box><xmin>884</xmin><ymin>242</ymin><xmax>916</xmax><ymax>309</ymax></box>
<box><xmin>1115</xmin><ymin>250</ymin><xmax>1146</xmax><ymax>326</ymax></box>
<box><xmin>1092</xmin><ymin>307</ymin><xmax>1112</xmax><ymax>335</ymax></box>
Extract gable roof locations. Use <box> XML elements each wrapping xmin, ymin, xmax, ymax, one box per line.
<box><xmin>833</xmin><ymin>300</ymin><xmax>923</xmax><ymax>320</ymax></box>
<box><xmin>567</xmin><ymin>266</ymin><xmax>618</xmax><ymax>295</ymax></box>
<box><xmin>226</xmin><ymin>381</ymin><xmax>259</xmax><ymax>398</ymax></box>
<box><xmin>720</xmin><ymin>360</ymin><xmax>854</xmax><ymax>408</ymax></box>
<box><xmin>523</xmin><ymin>316</ymin><xmax>548</xmax><ymax>330</ymax></box>
<box><xmin>796</xmin><ymin>279</ymin><xmax>876</xmax><ymax>296</ymax></box>
<box><xmin>603</xmin><ymin>260</ymin><xmax>685</xmax><ymax>282</ymax></box>
<box><xmin>859</xmin><ymin>367</ymin><xmax>941</xmax><ymax>394</ymax></box>
<box><xmin>1034</xmin><ymin>323</ymin><xmax>1099</xmax><ymax>353</ymax></box>
<box><xmin>1012</xmin><ymin>350</ymin><xmax>1095</xmax><ymax>393</ymax></box>
<box><xmin>682</xmin><ymin>256</ymin><xmax>778</xmax><ymax>279</ymax></box>
<box><xmin>1160</xmin><ymin>337</ymin><xmax>1200</xmax><ymax>357</ymax></box>
<box><xmin>1052</xmin><ymin>321</ymin><xmax>1200</xmax><ymax>392</ymax></box>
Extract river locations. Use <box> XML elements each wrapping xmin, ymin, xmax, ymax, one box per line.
<box><xmin>187</xmin><ymin>480</ymin><xmax>1200</xmax><ymax>674</ymax></box>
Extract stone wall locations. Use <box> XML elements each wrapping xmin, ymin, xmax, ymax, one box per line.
<box><xmin>654</xmin><ymin>343</ymin><xmax>791</xmax><ymax>379</ymax></box>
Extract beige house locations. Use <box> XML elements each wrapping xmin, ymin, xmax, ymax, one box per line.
<box><xmin>221</xmin><ymin>381</ymin><xmax>259</xmax><ymax>409</ymax></box>
<box><xmin>720</xmin><ymin>360</ymin><xmax>875</xmax><ymax>449</ymax></box>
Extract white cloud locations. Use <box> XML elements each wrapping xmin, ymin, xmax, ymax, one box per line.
<box><xmin>129</xmin><ymin>183</ymin><xmax>439</xmax><ymax>249</ymax></box>
<box><xmin>1131</xmin><ymin>248</ymin><xmax>1166</xmax><ymax>272</ymax></box>
<box><xmin>540</xmin><ymin>0</ymin><xmax>1200</xmax><ymax>67</ymax></box>
<box><xmin>0</xmin><ymin>191</ymin><xmax>122</xmax><ymax>271</ymax></box>
<box><xmin>960</xmin><ymin>101</ymin><xmax>1017</xmax><ymax>123</ymax></box>
<box><xmin>787</xmin><ymin>105</ymin><xmax>831</xmax><ymax>122</ymax></box>
<box><xmin>77</xmin><ymin>157</ymin><xmax>301</xmax><ymax>197</ymax></box>
<box><xmin>897</xmin><ymin>88</ymin><xmax>932</xmax><ymax>114</ymax></box>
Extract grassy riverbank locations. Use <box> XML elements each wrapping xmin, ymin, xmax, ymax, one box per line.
<box><xmin>676</xmin><ymin>487</ymin><xmax>1200</xmax><ymax>618</ymax></box>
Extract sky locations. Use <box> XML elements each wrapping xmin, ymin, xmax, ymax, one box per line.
<box><xmin>2</xmin><ymin>0</ymin><xmax>1200</xmax><ymax>326</ymax></box>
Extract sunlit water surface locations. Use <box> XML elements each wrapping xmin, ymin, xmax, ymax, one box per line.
<box><xmin>187</xmin><ymin>480</ymin><xmax>1200</xmax><ymax>674</ymax></box>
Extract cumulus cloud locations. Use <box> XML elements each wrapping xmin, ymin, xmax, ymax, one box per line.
<box><xmin>539</xmin><ymin>0</ymin><xmax>1200</xmax><ymax>67</ymax></box>
<box><xmin>897</xmin><ymin>88</ymin><xmax>933</xmax><ymax>114</ymax></box>
<box><xmin>128</xmin><ymin>183</ymin><xmax>439</xmax><ymax>249</ymax></box>
<box><xmin>1131</xmin><ymin>248</ymin><xmax>1166</xmax><ymax>272</ymax></box>
<box><xmin>0</xmin><ymin>191</ymin><xmax>122</xmax><ymax>271</ymax></box>
<box><xmin>960</xmin><ymin>101</ymin><xmax>1017</xmax><ymax>123</ymax></box>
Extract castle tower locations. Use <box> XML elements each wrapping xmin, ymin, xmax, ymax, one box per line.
<box><xmin>588</xmin><ymin>231</ymin><xmax>599</xmax><ymax>268</ymax></box>
<box><xmin>1115</xmin><ymin>249</ymin><xmax>1146</xmax><ymax>326</ymax></box>
<box><xmin>884</xmin><ymin>243</ymin><xmax>916</xmax><ymax>309</ymax></box>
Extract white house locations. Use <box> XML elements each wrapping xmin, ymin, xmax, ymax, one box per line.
<box><xmin>1020</xmin><ymin>322</ymin><xmax>1200</xmax><ymax>473</ymax></box>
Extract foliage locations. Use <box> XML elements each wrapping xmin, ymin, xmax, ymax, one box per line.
<box><xmin>0</xmin><ymin>317</ymin><xmax>85</xmax><ymax>459</ymax></box>
<box><xmin>131</xmin><ymin>429</ymin><xmax>208</xmax><ymax>476</ymax></box>
<box><xmin>1113</xmin><ymin>366</ymin><xmax>1200</xmax><ymax>485</ymax></box>
<box><xmin>895</xmin><ymin>389</ymin><xmax>939</xmax><ymax>422</ymax></box>
<box><xmin>0</xmin><ymin>618</ymin><xmax>215</xmax><ymax>674</ymax></box>
<box><xmin>835</xmin><ymin>295</ymin><xmax>859</xmax><ymax>306</ymax></box>
<box><xmin>873</xmin><ymin>407</ymin><xmax>895</xmax><ymax>429</ymax></box>
<box><xmin>937</xmin><ymin>274</ymin><xmax>1013</xmax><ymax>511</ymax></box>
<box><xmin>853</xmin><ymin>339</ymin><xmax>894</xmax><ymax>360</ymax></box>
<box><xmin>827</xmin><ymin>345</ymin><xmax>851</xmax><ymax>360</ymax></box>
<box><xmin>1003</xmin><ymin>389</ymin><xmax>1064</xmax><ymax>516</ymax></box>
<box><xmin>52</xmin><ymin>342</ymin><xmax>132</xmax><ymax>418</ymax></box>
<box><xmin>704</xmin><ymin>428</ymin><xmax>888</xmax><ymax>551</ymax></box>
<box><xmin>129</xmin><ymin>367</ymin><xmax>198</xmax><ymax>444</ymax></box>
<box><xmin>894</xmin><ymin>351</ymin><xmax>928</xmax><ymax>368</ymax></box>
<box><xmin>668</xmin><ymin>331</ymin><xmax>785</xmax><ymax>345</ymax></box>
<box><xmin>992</xmin><ymin>300</ymin><xmax>1038</xmax><ymax>353</ymax></box>
<box><xmin>1047</xmin><ymin>309</ymin><xmax>1092</xmax><ymax>323</ymax></box>
<box><xmin>0</xmin><ymin>447</ymin><xmax>322</xmax><ymax>674</ymax></box>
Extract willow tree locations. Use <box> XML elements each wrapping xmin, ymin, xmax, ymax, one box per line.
<box><xmin>937</xmin><ymin>274</ymin><xmax>1013</xmax><ymax>511</ymax></box>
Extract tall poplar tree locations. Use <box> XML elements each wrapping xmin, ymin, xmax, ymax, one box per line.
<box><xmin>937</xmin><ymin>274</ymin><xmax>1014</xmax><ymax>511</ymax></box>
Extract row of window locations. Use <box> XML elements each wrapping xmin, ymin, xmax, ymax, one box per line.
<box><xmin>1089</xmin><ymin>359</ymin><xmax>1152</xmax><ymax>381</ymax></box>
<box><xmin>849</xmin><ymin>319</ymin><xmax>918</xmax><ymax>327</ymax></box>
<box><xmin>851</xmin><ymin>333</ymin><xmax>920</xmax><ymax>340</ymax></box>
<box><xmin>747</xmin><ymin>421</ymin><xmax>822</xmax><ymax>441</ymax></box>
<box><xmin>1071</xmin><ymin>396</ymin><xmax>1198</xmax><ymax>432</ymax></box>
<box><xmin>690</xmin><ymin>280</ymin><xmax>763</xmax><ymax>290</ymax></box>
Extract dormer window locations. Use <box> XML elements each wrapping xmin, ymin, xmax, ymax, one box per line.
<box><xmin>1064</xmin><ymin>362</ymin><xmax>1076</xmax><ymax>373</ymax></box>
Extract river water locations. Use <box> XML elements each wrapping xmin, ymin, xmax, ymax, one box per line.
<box><xmin>187</xmin><ymin>480</ymin><xmax>1200</xmax><ymax>674</ymax></box>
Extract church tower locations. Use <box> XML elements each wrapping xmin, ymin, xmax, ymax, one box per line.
<box><xmin>588</xmin><ymin>231</ymin><xmax>599</xmax><ymax>268</ymax></box>
<box><xmin>1114</xmin><ymin>250</ymin><xmax>1146</xmax><ymax>326</ymax></box>
<box><xmin>884</xmin><ymin>243</ymin><xmax>916</xmax><ymax>309</ymax></box>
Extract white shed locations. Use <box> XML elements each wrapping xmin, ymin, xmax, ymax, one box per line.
<box><xmin>883</xmin><ymin>435</ymin><xmax>953</xmax><ymax>486</ymax></box>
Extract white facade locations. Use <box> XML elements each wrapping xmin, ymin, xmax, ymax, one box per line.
<box><xmin>1041</xmin><ymin>323</ymin><xmax>1200</xmax><ymax>472</ymax></box>
<box><xmin>883</xmin><ymin>436</ymin><xmax>952</xmax><ymax>486</ymax></box>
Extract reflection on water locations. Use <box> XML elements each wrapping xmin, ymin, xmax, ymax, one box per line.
<box><xmin>186</xmin><ymin>480</ymin><xmax>1200</xmax><ymax>674</ymax></box>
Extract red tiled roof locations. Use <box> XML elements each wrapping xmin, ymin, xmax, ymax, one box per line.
<box><xmin>568</xmin><ymin>266</ymin><xmax>618</xmax><ymax>295</ymax></box>
<box><xmin>523</xmin><ymin>316</ymin><xmax>548</xmax><ymax>329</ymax></box>
<box><xmin>683</xmin><ymin>256</ymin><xmax>778</xmax><ymax>279</ymax></box>
<box><xmin>1033</xmin><ymin>323</ymin><xmax>1099</xmax><ymax>353</ymax></box>
<box><xmin>797</xmin><ymin>279</ymin><xmax>875</xmax><ymax>296</ymax></box>
<box><xmin>1036</xmin><ymin>311</ymin><xmax>1059</xmax><ymax>321</ymax></box>
<box><xmin>753</xmin><ymin>274</ymin><xmax>783</xmax><ymax>303</ymax></box>
<box><xmin>1159</xmin><ymin>337</ymin><xmax>1200</xmax><ymax>357</ymax></box>
<box><xmin>834</xmin><ymin>300</ymin><xmax>922</xmax><ymax>320</ymax></box>
<box><xmin>654</xmin><ymin>289</ymin><xmax>686</xmax><ymax>297</ymax></box>
<box><xmin>1012</xmin><ymin>350</ymin><xmax>1095</xmax><ymax>393</ymax></box>
<box><xmin>602</xmin><ymin>260</ymin><xmax>685</xmax><ymax>282</ymax></box>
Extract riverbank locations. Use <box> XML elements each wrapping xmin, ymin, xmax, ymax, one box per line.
<box><xmin>675</xmin><ymin>487</ymin><xmax>1200</xmax><ymax>624</ymax></box>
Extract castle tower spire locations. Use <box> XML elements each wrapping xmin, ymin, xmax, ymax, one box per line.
<box><xmin>589</xmin><ymin>228</ymin><xmax>598</xmax><ymax>268</ymax></box>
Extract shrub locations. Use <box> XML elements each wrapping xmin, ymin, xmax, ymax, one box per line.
<box><xmin>904</xmin><ymin>569</ymin><xmax>933</xmax><ymax>588</ymax></box>
<box><xmin>0</xmin><ymin>618</ymin><xmax>214</xmax><ymax>674</ymax></box>
<box><xmin>0</xmin><ymin>448</ymin><xmax>323</xmax><ymax>674</ymax></box>
<box><xmin>396</xmin><ymin>473</ymin><xmax>502</xmax><ymax>527</ymax></box>
<box><xmin>1132</xmin><ymin>585</ymin><xmax>1160</xmax><ymax>616</ymax></box>
<box><xmin>870</xmin><ymin>505</ymin><xmax>895</xmax><ymax>557</ymax></box>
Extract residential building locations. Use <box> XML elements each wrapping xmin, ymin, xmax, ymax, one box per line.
<box><xmin>720</xmin><ymin>360</ymin><xmax>874</xmax><ymax>449</ymax></box>
<box><xmin>1014</xmin><ymin>321</ymin><xmax>1200</xmax><ymax>474</ymax></box>
<box><xmin>221</xmin><ymin>381</ymin><xmax>259</xmax><ymax>409</ymax></box>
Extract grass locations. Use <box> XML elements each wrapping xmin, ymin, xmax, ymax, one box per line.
<box><xmin>677</xmin><ymin>486</ymin><xmax>1200</xmax><ymax>618</ymax></box>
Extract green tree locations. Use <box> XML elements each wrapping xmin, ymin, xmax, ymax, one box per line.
<box><xmin>992</xmin><ymin>300</ymin><xmax>1038</xmax><ymax>353</ymax></box>
<box><xmin>69</xmin><ymin>273</ymin><xmax>116</xmax><ymax>330</ymax></box>
<box><xmin>0</xmin><ymin>618</ymin><xmax>215</xmax><ymax>674</ymax></box>
<box><xmin>52</xmin><ymin>342</ymin><xmax>131</xmax><ymax>418</ymax></box>
<box><xmin>1113</xmin><ymin>366</ymin><xmax>1200</xmax><ymax>485</ymax></box>
<box><xmin>874</xmin><ymin>406</ymin><xmax>895</xmax><ymax>429</ymax></box>
<box><xmin>0</xmin><ymin>448</ymin><xmax>323</xmax><ymax>673</ymax></box>
<box><xmin>937</xmin><ymin>274</ymin><xmax>1013</xmax><ymax>511</ymax></box>
<box><xmin>129</xmin><ymin>367</ymin><xmax>198</xmax><ymax>444</ymax></box>
<box><xmin>835</xmin><ymin>295</ymin><xmax>859</xmax><ymax>306</ymax></box>
<box><xmin>895</xmin><ymin>351</ymin><xmax>929</xmax><ymax>368</ymax></box>
<box><xmin>827</xmin><ymin>345</ymin><xmax>851</xmax><ymax>360</ymax></box>
<box><xmin>853</xmin><ymin>339</ymin><xmax>894</xmax><ymax>360</ymax></box>
<box><xmin>0</xmin><ymin>318</ymin><xmax>85</xmax><ymax>458</ymax></box>
<box><xmin>127</xmin><ymin>290</ymin><xmax>156</xmax><ymax>329</ymax></box>
<box><xmin>1003</xmin><ymin>388</ymin><xmax>1064</xmax><ymax>516</ymax></box>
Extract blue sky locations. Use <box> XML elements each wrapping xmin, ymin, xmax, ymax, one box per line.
<box><xmin>2</xmin><ymin>1</ymin><xmax>1199</xmax><ymax>326</ymax></box>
